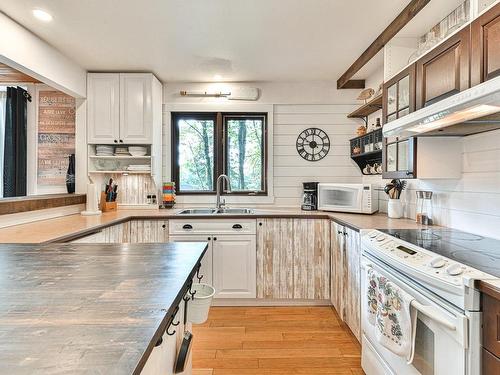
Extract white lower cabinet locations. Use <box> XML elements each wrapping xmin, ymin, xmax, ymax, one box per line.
<box><xmin>212</xmin><ymin>235</ymin><xmax>256</xmax><ymax>299</ymax></box>
<box><xmin>169</xmin><ymin>219</ymin><xmax>257</xmax><ymax>299</ymax></box>
<box><xmin>169</xmin><ymin>235</ymin><xmax>213</xmax><ymax>287</ymax></box>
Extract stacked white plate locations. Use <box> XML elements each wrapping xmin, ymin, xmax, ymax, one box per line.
<box><xmin>127</xmin><ymin>164</ymin><xmax>151</xmax><ymax>171</ymax></box>
<box><xmin>95</xmin><ymin>145</ymin><xmax>114</xmax><ymax>156</ymax></box>
<box><xmin>114</xmin><ymin>147</ymin><xmax>130</xmax><ymax>156</ymax></box>
<box><xmin>128</xmin><ymin>146</ymin><xmax>148</xmax><ymax>156</ymax></box>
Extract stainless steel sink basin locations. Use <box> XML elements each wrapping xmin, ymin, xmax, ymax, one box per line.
<box><xmin>216</xmin><ymin>208</ymin><xmax>254</xmax><ymax>214</ymax></box>
<box><xmin>177</xmin><ymin>208</ymin><xmax>216</xmax><ymax>215</ymax></box>
<box><xmin>176</xmin><ymin>207</ymin><xmax>254</xmax><ymax>215</ymax></box>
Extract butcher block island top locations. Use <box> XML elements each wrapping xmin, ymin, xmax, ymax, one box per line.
<box><xmin>0</xmin><ymin>242</ymin><xmax>207</xmax><ymax>375</ymax></box>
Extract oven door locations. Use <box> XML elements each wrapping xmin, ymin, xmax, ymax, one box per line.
<box><xmin>361</xmin><ymin>254</ymin><xmax>468</xmax><ymax>375</ymax></box>
<box><xmin>317</xmin><ymin>184</ymin><xmax>362</xmax><ymax>212</ymax></box>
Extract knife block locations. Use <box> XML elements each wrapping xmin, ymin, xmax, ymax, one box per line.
<box><xmin>100</xmin><ymin>192</ymin><xmax>117</xmax><ymax>212</ymax></box>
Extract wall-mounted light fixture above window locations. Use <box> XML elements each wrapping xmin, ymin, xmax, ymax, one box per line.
<box><xmin>32</xmin><ymin>9</ymin><xmax>53</xmax><ymax>22</ymax></box>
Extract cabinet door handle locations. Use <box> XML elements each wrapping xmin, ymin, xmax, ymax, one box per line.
<box><xmin>182</xmin><ymin>224</ymin><xmax>193</xmax><ymax>230</ymax></box>
<box><xmin>161</xmin><ymin>224</ymin><xmax>166</xmax><ymax>229</ymax></box>
<box><xmin>207</xmin><ymin>237</ymin><xmax>211</xmax><ymax>241</ymax></box>
<box><xmin>213</xmin><ymin>237</ymin><xmax>217</xmax><ymax>241</ymax></box>
<box><xmin>258</xmin><ymin>222</ymin><xmax>263</xmax><ymax>226</ymax></box>
<box><xmin>114</xmin><ymin>139</ymin><xmax>118</xmax><ymax>143</ymax></box>
<box><xmin>337</xmin><ymin>230</ymin><xmax>343</xmax><ymax>235</ymax></box>
<box><xmin>232</xmin><ymin>224</ymin><xmax>243</xmax><ymax>229</ymax></box>
<box><xmin>343</xmin><ymin>231</ymin><xmax>348</xmax><ymax>237</ymax></box>
<box><xmin>119</xmin><ymin>139</ymin><xmax>124</xmax><ymax>143</ymax></box>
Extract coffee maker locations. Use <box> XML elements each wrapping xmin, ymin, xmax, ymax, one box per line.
<box><xmin>301</xmin><ymin>182</ymin><xmax>318</xmax><ymax>211</ymax></box>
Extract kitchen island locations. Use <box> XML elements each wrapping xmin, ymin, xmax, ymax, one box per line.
<box><xmin>0</xmin><ymin>241</ymin><xmax>207</xmax><ymax>374</ymax></box>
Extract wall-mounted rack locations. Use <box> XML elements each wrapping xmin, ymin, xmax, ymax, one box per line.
<box><xmin>349</xmin><ymin>128</ymin><xmax>383</xmax><ymax>175</ymax></box>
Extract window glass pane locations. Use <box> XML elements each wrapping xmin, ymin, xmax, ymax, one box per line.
<box><xmin>398</xmin><ymin>76</ymin><xmax>410</xmax><ymax>109</ymax></box>
<box><xmin>387</xmin><ymin>84</ymin><xmax>397</xmax><ymax>114</ymax></box>
<box><xmin>398</xmin><ymin>140</ymin><xmax>409</xmax><ymax>171</ymax></box>
<box><xmin>177</xmin><ymin>117</ymin><xmax>214</xmax><ymax>191</ymax></box>
<box><xmin>387</xmin><ymin>143</ymin><xmax>397</xmax><ymax>172</ymax></box>
<box><xmin>398</xmin><ymin>107</ymin><xmax>410</xmax><ymax>118</ymax></box>
<box><xmin>226</xmin><ymin>117</ymin><xmax>264</xmax><ymax>191</ymax></box>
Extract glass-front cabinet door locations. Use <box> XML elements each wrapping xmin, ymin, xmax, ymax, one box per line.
<box><xmin>382</xmin><ymin>137</ymin><xmax>416</xmax><ymax>179</ymax></box>
<box><xmin>383</xmin><ymin>64</ymin><xmax>416</xmax><ymax>124</ymax></box>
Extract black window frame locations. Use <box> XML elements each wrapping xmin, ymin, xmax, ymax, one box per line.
<box><xmin>171</xmin><ymin>112</ymin><xmax>267</xmax><ymax>196</ymax></box>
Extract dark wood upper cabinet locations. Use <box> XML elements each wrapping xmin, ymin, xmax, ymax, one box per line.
<box><xmin>471</xmin><ymin>3</ymin><xmax>500</xmax><ymax>86</ymax></box>
<box><xmin>416</xmin><ymin>26</ymin><xmax>470</xmax><ymax>109</ymax></box>
<box><xmin>382</xmin><ymin>64</ymin><xmax>416</xmax><ymax>124</ymax></box>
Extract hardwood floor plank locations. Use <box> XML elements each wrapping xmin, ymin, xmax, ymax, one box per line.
<box><xmin>192</xmin><ymin>306</ymin><xmax>363</xmax><ymax>375</ymax></box>
<box><xmin>213</xmin><ymin>369</ymin><xmax>354</xmax><ymax>375</ymax></box>
<box><xmin>242</xmin><ymin>339</ymin><xmax>354</xmax><ymax>349</ymax></box>
<box><xmin>192</xmin><ymin>369</ymin><xmax>214</xmax><ymax>375</ymax></box>
<box><xmin>216</xmin><ymin>348</ymin><xmax>342</xmax><ymax>359</ymax></box>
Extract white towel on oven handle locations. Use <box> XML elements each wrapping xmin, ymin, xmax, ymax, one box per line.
<box><xmin>365</xmin><ymin>266</ymin><xmax>417</xmax><ymax>363</ymax></box>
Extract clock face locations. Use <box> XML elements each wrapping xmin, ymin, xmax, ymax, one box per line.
<box><xmin>296</xmin><ymin>128</ymin><xmax>330</xmax><ymax>161</ymax></box>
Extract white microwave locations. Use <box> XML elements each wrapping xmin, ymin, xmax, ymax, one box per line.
<box><xmin>317</xmin><ymin>183</ymin><xmax>378</xmax><ymax>214</ymax></box>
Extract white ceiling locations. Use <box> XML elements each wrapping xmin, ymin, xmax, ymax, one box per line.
<box><xmin>0</xmin><ymin>0</ymin><xmax>439</xmax><ymax>83</ymax></box>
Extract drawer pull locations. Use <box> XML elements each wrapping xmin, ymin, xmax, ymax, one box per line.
<box><xmin>232</xmin><ymin>224</ymin><xmax>243</xmax><ymax>229</ymax></box>
<box><xmin>182</xmin><ymin>224</ymin><xmax>193</xmax><ymax>230</ymax></box>
<box><xmin>161</xmin><ymin>224</ymin><xmax>166</xmax><ymax>229</ymax></box>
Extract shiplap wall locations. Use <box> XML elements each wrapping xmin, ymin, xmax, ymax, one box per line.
<box><xmin>273</xmin><ymin>104</ymin><xmax>361</xmax><ymax>206</ymax></box>
<box><xmin>365</xmin><ymin>129</ymin><xmax>500</xmax><ymax>240</ymax></box>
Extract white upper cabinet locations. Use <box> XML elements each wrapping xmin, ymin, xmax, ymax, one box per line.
<box><xmin>120</xmin><ymin>73</ymin><xmax>153</xmax><ymax>144</ymax></box>
<box><xmin>87</xmin><ymin>74</ymin><xmax>120</xmax><ymax>144</ymax></box>
<box><xmin>87</xmin><ymin>73</ymin><xmax>159</xmax><ymax>145</ymax></box>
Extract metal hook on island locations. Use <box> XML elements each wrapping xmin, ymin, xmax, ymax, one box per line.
<box><xmin>195</xmin><ymin>263</ymin><xmax>203</xmax><ymax>282</ymax></box>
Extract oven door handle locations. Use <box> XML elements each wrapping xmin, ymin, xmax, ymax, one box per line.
<box><xmin>411</xmin><ymin>300</ymin><xmax>456</xmax><ymax>331</ymax></box>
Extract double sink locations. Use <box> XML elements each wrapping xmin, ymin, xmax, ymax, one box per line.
<box><xmin>177</xmin><ymin>207</ymin><xmax>255</xmax><ymax>215</ymax></box>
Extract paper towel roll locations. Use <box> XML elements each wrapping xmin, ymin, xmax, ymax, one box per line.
<box><xmin>81</xmin><ymin>183</ymin><xmax>101</xmax><ymax>216</ymax></box>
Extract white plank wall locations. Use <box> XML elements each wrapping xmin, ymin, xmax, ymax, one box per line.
<box><xmin>273</xmin><ymin>104</ymin><xmax>362</xmax><ymax>207</ymax></box>
<box><xmin>365</xmin><ymin>129</ymin><xmax>500</xmax><ymax>240</ymax></box>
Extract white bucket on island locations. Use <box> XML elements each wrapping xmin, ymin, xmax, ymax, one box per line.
<box><xmin>187</xmin><ymin>283</ymin><xmax>215</xmax><ymax>324</ymax></box>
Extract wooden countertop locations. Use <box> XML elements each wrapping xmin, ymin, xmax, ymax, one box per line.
<box><xmin>0</xmin><ymin>208</ymin><xmax>425</xmax><ymax>244</ymax></box>
<box><xmin>0</xmin><ymin>241</ymin><xmax>207</xmax><ymax>374</ymax></box>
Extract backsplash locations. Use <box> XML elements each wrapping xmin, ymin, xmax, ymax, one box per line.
<box><xmin>365</xmin><ymin>129</ymin><xmax>500</xmax><ymax>240</ymax></box>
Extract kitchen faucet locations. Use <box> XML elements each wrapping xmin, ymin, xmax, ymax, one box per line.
<box><xmin>215</xmin><ymin>174</ymin><xmax>231</xmax><ymax>211</ymax></box>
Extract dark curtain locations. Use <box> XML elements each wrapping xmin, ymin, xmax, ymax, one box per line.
<box><xmin>3</xmin><ymin>87</ymin><xmax>28</xmax><ymax>197</ymax></box>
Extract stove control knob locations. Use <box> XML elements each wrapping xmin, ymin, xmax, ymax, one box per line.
<box><xmin>429</xmin><ymin>257</ymin><xmax>445</xmax><ymax>268</ymax></box>
<box><xmin>376</xmin><ymin>234</ymin><xmax>386</xmax><ymax>242</ymax></box>
<box><xmin>369</xmin><ymin>232</ymin><xmax>378</xmax><ymax>239</ymax></box>
<box><xmin>446</xmin><ymin>263</ymin><xmax>463</xmax><ymax>276</ymax></box>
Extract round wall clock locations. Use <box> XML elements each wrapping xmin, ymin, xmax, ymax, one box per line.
<box><xmin>296</xmin><ymin>128</ymin><xmax>330</xmax><ymax>161</ymax></box>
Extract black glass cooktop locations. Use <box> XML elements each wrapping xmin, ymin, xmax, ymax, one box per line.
<box><xmin>378</xmin><ymin>228</ymin><xmax>500</xmax><ymax>278</ymax></box>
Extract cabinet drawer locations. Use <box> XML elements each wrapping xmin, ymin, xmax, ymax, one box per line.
<box><xmin>169</xmin><ymin>219</ymin><xmax>256</xmax><ymax>235</ymax></box>
<box><xmin>483</xmin><ymin>293</ymin><xmax>500</xmax><ymax>358</ymax></box>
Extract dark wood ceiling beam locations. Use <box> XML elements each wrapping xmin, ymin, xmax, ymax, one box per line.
<box><xmin>337</xmin><ymin>0</ymin><xmax>431</xmax><ymax>89</ymax></box>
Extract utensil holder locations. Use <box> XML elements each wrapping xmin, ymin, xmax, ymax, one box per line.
<box><xmin>388</xmin><ymin>198</ymin><xmax>403</xmax><ymax>219</ymax></box>
<box><xmin>100</xmin><ymin>192</ymin><xmax>117</xmax><ymax>212</ymax></box>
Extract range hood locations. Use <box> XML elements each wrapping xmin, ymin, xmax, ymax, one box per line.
<box><xmin>383</xmin><ymin>75</ymin><xmax>500</xmax><ymax>138</ymax></box>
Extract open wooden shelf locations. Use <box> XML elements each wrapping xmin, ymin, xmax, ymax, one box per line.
<box><xmin>88</xmin><ymin>170</ymin><xmax>151</xmax><ymax>174</ymax></box>
<box><xmin>347</xmin><ymin>93</ymin><xmax>383</xmax><ymax>119</ymax></box>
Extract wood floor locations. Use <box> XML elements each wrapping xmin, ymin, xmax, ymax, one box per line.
<box><xmin>192</xmin><ymin>306</ymin><xmax>363</xmax><ymax>375</ymax></box>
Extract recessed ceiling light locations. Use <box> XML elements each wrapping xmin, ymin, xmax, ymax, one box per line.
<box><xmin>32</xmin><ymin>9</ymin><xmax>53</xmax><ymax>22</ymax></box>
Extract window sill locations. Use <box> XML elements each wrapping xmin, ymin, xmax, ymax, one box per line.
<box><xmin>175</xmin><ymin>195</ymin><xmax>275</xmax><ymax>205</ymax></box>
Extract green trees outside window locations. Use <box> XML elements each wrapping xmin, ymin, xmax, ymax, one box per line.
<box><xmin>172</xmin><ymin>112</ymin><xmax>266</xmax><ymax>195</ymax></box>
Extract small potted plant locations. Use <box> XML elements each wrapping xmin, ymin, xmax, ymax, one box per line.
<box><xmin>384</xmin><ymin>179</ymin><xmax>407</xmax><ymax>219</ymax></box>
